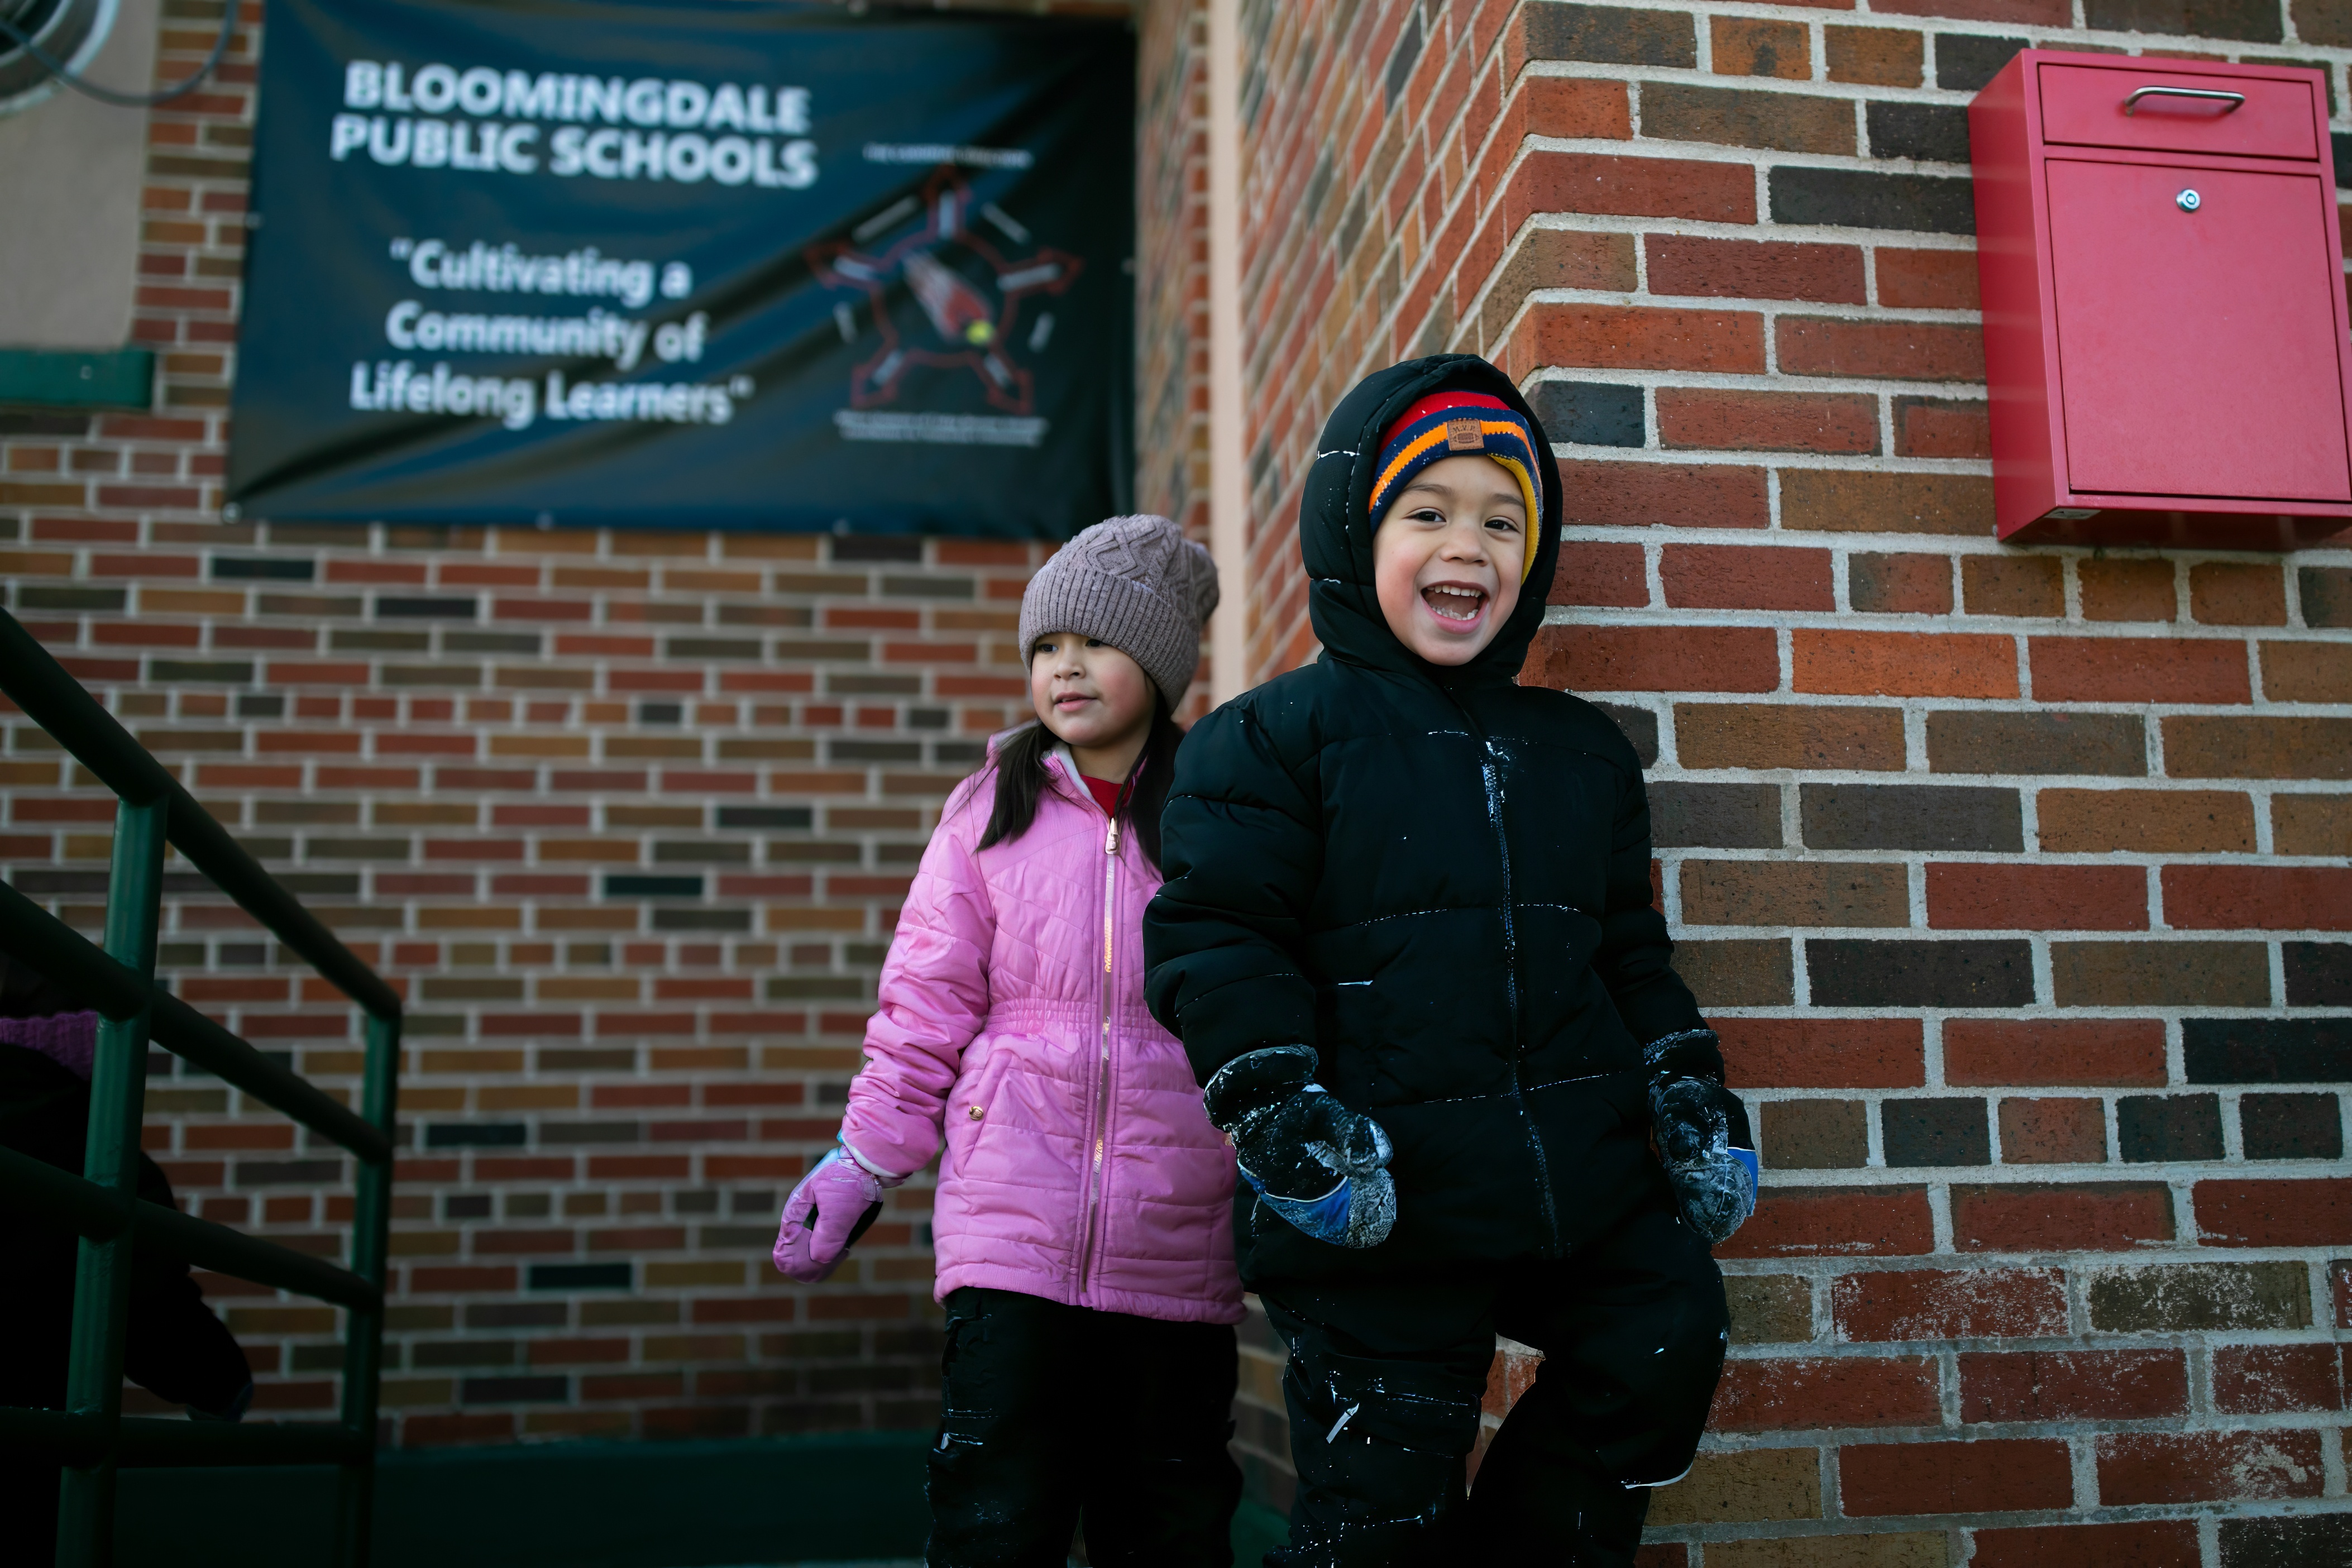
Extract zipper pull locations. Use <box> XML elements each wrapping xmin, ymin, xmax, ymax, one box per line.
<box><xmin>1106</xmin><ymin>819</ymin><xmax>1120</xmax><ymax>855</ymax></box>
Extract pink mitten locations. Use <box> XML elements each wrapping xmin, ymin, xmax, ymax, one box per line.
<box><xmin>772</xmin><ymin>1145</ymin><xmax>894</xmax><ymax>1283</ymax></box>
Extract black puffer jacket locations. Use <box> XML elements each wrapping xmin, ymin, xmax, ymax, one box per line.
<box><xmin>1144</xmin><ymin>355</ymin><xmax>1712</xmax><ymax>1283</ymax></box>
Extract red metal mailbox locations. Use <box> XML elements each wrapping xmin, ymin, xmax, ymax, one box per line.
<box><xmin>1970</xmin><ymin>51</ymin><xmax>2352</xmax><ymax>547</ymax></box>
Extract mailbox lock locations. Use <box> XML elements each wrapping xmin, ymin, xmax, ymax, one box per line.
<box><xmin>2176</xmin><ymin>189</ymin><xmax>2201</xmax><ymax>212</ymax></box>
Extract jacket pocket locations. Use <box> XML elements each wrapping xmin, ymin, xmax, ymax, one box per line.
<box><xmin>941</xmin><ymin>1038</ymin><xmax>1016</xmax><ymax>1178</ymax></box>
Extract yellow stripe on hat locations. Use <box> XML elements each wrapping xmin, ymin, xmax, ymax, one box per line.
<box><xmin>1481</xmin><ymin>452</ymin><xmax>1543</xmax><ymax>582</ymax></box>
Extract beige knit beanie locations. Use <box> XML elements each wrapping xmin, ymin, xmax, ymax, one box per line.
<box><xmin>1017</xmin><ymin>514</ymin><xmax>1221</xmax><ymax>709</ymax></box>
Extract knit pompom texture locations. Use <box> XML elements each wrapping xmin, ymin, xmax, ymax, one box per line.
<box><xmin>1017</xmin><ymin>514</ymin><xmax>1221</xmax><ymax>708</ymax></box>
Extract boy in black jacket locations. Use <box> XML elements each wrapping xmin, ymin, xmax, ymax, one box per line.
<box><xmin>1143</xmin><ymin>355</ymin><xmax>1756</xmax><ymax>1567</ymax></box>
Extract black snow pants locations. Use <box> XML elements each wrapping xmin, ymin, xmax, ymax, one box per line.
<box><xmin>927</xmin><ymin>1286</ymin><xmax>1244</xmax><ymax>1568</ymax></box>
<box><xmin>1256</xmin><ymin>1197</ymin><xmax>1728</xmax><ymax>1568</ymax></box>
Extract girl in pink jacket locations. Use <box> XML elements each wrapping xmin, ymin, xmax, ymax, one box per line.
<box><xmin>774</xmin><ymin>514</ymin><xmax>1244</xmax><ymax>1567</ymax></box>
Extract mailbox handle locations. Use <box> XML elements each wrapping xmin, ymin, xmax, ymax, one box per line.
<box><xmin>2122</xmin><ymin>85</ymin><xmax>2247</xmax><ymax>116</ymax></box>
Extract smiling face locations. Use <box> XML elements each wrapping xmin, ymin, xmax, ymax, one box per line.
<box><xmin>1371</xmin><ymin>453</ymin><xmax>1529</xmax><ymax>666</ymax></box>
<box><xmin>1028</xmin><ymin>632</ymin><xmax>1157</xmax><ymax>778</ymax></box>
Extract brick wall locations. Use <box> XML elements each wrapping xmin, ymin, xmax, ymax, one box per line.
<box><xmin>0</xmin><ymin>0</ymin><xmax>1135</xmax><ymax>1450</ymax></box>
<box><xmin>1199</xmin><ymin>0</ymin><xmax>2352</xmax><ymax>1559</ymax></box>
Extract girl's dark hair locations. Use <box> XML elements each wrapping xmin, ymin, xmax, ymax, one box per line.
<box><xmin>977</xmin><ymin>696</ymin><xmax>1186</xmax><ymax>873</ymax></box>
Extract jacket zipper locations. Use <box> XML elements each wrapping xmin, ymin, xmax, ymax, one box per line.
<box><xmin>1071</xmin><ymin>757</ymin><xmax>1135</xmax><ymax>1300</ymax></box>
<box><xmin>1076</xmin><ymin>810</ymin><xmax>1118</xmax><ymax>1296</ymax></box>
<box><xmin>1442</xmin><ymin>683</ymin><xmax>1564</xmax><ymax>1256</ymax></box>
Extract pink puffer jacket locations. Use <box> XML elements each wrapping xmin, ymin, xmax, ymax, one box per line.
<box><xmin>839</xmin><ymin>746</ymin><xmax>1243</xmax><ymax>1325</ymax></box>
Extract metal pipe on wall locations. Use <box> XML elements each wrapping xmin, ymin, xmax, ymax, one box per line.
<box><xmin>1207</xmin><ymin>0</ymin><xmax>1246</xmax><ymax>702</ymax></box>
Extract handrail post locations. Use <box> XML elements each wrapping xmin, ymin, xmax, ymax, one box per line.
<box><xmin>55</xmin><ymin>797</ymin><xmax>166</xmax><ymax>1568</ymax></box>
<box><xmin>334</xmin><ymin>1008</ymin><xmax>401</xmax><ymax>1568</ymax></box>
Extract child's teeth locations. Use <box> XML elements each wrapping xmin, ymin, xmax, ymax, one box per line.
<box><xmin>1426</xmin><ymin>586</ymin><xmax>1483</xmax><ymax>622</ymax></box>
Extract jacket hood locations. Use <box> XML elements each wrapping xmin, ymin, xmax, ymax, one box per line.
<box><xmin>1299</xmin><ymin>354</ymin><xmax>1561</xmax><ymax>685</ymax></box>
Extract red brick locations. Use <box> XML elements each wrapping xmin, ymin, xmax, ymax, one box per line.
<box><xmin>1505</xmin><ymin>151</ymin><xmax>1757</xmax><ymax>228</ymax></box>
<box><xmin>1776</xmin><ymin>317</ymin><xmax>1985</xmax><ymax>381</ymax></box>
<box><xmin>408</xmin><ymin>1265</ymin><xmax>518</xmax><ymax>1293</ymax></box>
<box><xmin>1548</xmin><ymin>541</ymin><xmax>1648</xmax><ymax>607</ymax></box>
<box><xmin>1718</xmin><ymin>1019</ymin><xmax>1925</xmax><ymax>1089</ymax></box>
<box><xmin>1504</xmin><ymin>74</ymin><xmax>1633</xmax><ymax>144</ymax></box>
<box><xmin>1969</xmin><ymin>1521</ymin><xmax>2200</xmax><ymax>1568</ymax></box>
<box><xmin>2030</xmin><ymin>637</ymin><xmax>2250</xmax><ymax>704</ymax></box>
<box><xmin>1516</xmin><ymin>303</ymin><xmax>1764</xmax><ymax>375</ymax></box>
<box><xmin>2189</xmin><ymin>562</ymin><xmax>2286</xmax><ymax>625</ymax></box>
<box><xmin>1715</xmin><ymin>1186</ymin><xmax>1935</xmax><ymax>1259</ymax></box>
<box><xmin>1833</xmin><ymin>1268</ymin><xmax>2069</xmax><ymax>1342</ymax></box>
<box><xmin>2163</xmin><ymin>715</ymin><xmax>2352</xmax><ymax>780</ymax></box>
<box><xmin>2212</xmin><ymin>1344</ymin><xmax>2346</xmax><ymax>1414</ymax></box>
<box><xmin>1997</xmin><ymin>1097</ymin><xmax>2107</xmax><ymax>1164</ymax></box>
<box><xmin>2195</xmin><ymin>1179</ymin><xmax>2352</xmax><ymax>1247</ymax></box>
<box><xmin>1926</xmin><ymin>863</ymin><xmax>2149</xmax><ymax>931</ymax></box>
<box><xmin>1707</xmin><ymin>1355</ymin><xmax>1940</xmax><ymax>1431</ymax></box>
<box><xmin>1642</xmin><ymin>83</ymin><xmax>1855</xmax><ymax>155</ymax></box>
<box><xmin>1945</xmin><ymin>1020</ymin><xmax>2168</xmax><ymax>1088</ymax></box>
<box><xmin>1792</xmin><ymin>629</ymin><xmax>2018</xmax><ymax>698</ymax></box>
<box><xmin>1848</xmin><ymin>552</ymin><xmax>1953</xmax><ymax>614</ymax></box>
<box><xmin>1523</xmin><ymin>625</ymin><xmax>1779</xmax><ymax>692</ymax></box>
<box><xmin>1962</xmin><ymin>556</ymin><xmax>2063</xmax><ymax>619</ymax></box>
<box><xmin>1711</xmin><ymin>16</ymin><xmax>1814</xmax><ymax>79</ymax></box>
<box><xmin>2079</xmin><ymin>557</ymin><xmax>2177</xmax><ymax>622</ymax></box>
<box><xmin>1826</xmin><ymin>27</ymin><xmax>1925</xmax><ymax>88</ymax></box>
<box><xmin>403</xmin><ymin>1412</ymin><xmax>516</xmax><ymax>1446</ymax></box>
<box><xmin>1959</xmin><ymin>1350</ymin><xmax>2187</xmax><ymax>1422</ymax></box>
<box><xmin>1840</xmin><ymin>1438</ymin><xmax>2072</xmax><ymax>1516</ymax></box>
<box><xmin>1660</xmin><ymin>545</ymin><xmax>1833</xmax><ymax>610</ymax></box>
<box><xmin>2097</xmin><ymin>1430</ymin><xmax>2325</xmax><ymax>1504</ymax></box>
<box><xmin>2262</xmin><ymin>641</ymin><xmax>2352</xmax><ymax>702</ymax></box>
<box><xmin>1952</xmin><ymin>1183</ymin><xmax>2174</xmax><ymax>1251</ymax></box>
<box><xmin>1557</xmin><ymin>461</ymin><xmax>1769</xmax><ymax>528</ymax></box>
<box><xmin>1892</xmin><ymin>396</ymin><xmax>1991</xmax><ymax>458</ymax></box>
<box><xmin>693</xmin><ymin>1298</ymin><xmax>797</xmax><ymax>1323</ymax></box>
<box><xmin>1644</xmin><ymin>236</ymin><xmax>1866</xmax><ymax>303</ymax></box>
<box><xmin>1657</xmin><ymin>389</ymin><xmax>1877</xmax><ymax>455</ymax></box>
<box><xmin>1475</xmin><ymin>228</ymin><xmax>1639</xmax><ymax>333</ymax></box>
<box><xmin>1875</xmin><ymin>248</ymin><xmax>1980</xmax><ymax>310</ymax></box>
<box><xmin>2037</xmin><ymin>790</ymin><xmax>2256</xmax><ymax>854</ymax></box>
<box><xmin>2162</xmin><ymin>866</ymin><xmax>2352</xmax><ymax>930</ymax></box>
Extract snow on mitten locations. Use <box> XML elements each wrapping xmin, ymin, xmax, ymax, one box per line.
<box><xmin>1205</xmin><ymin>1045</ymin><xmax>1395</xmax><ymax>1249</ymax></box>
<box><xmin>1648</xmin><ymin>1072</ymin><xmax>1758</xmax><ymax>1246</ymax></box>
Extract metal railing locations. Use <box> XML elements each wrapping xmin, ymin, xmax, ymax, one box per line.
<box><xmin>0</xmin><ymin>605</ymin><xmax>401</xmax><ymax>1567</ymax></box>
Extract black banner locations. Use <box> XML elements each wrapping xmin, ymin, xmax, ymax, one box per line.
<box><xmin>228</xmin><ymin>0</ymin><xmax>1134</xmax><ymax>536</ymax></box>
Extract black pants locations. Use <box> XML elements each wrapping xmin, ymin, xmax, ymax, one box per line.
<box><xmin>928</xmin><ymin>1287</ymin><xmax>1244</xmax><ymax>1568</ymax></box>
<box><xmin>1256</xmin><ymin>1198</ymin><xmax>1728</xmax><ymax>1568</ymax></box>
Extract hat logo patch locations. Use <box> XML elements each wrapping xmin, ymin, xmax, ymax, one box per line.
<box><xmin>1444</xmin><ymin>418</ymin><xmax>1484</xmax><ymax>452</ymax></box>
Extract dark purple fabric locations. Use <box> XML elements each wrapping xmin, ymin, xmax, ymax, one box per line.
<box><xmin>0</xmin><ymin>1012</ymin><xmax>98</xmax><ymax>1082</ymax></box>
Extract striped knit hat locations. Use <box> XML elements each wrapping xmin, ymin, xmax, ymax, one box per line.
<box><xmin>1366</xmin><ymin>391</ymin><xmax>1545</xmax><ymax>582</ymax></box>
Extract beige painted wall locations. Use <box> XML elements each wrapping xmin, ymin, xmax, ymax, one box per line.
<box><xmin>0</xmin><ymin>0</ymin><xmax>160</xmax><ymax>349</ymax></box>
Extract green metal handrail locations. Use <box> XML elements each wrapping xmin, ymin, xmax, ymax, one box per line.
<box><xmin>0</xmin><ymin>605</ymin><xmax>401</xmax><ymax>1568</ymax></box>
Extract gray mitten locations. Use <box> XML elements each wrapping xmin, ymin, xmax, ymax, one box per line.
<box><xmin>1204</xmin><ymin>1045</ymin><xmax>1395</xmax><ymax>1249</ymax></box>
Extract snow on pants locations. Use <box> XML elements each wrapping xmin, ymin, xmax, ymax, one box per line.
<box><xmin>926</xmin><ymin>1286</ymin><xmax>1244</xmax><ymax>1568</ymax></box>
<box><xmin>1255</xmin><ymin>1197</ymin><xmax>1729</xmax><ymax>1568</ymax></box>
